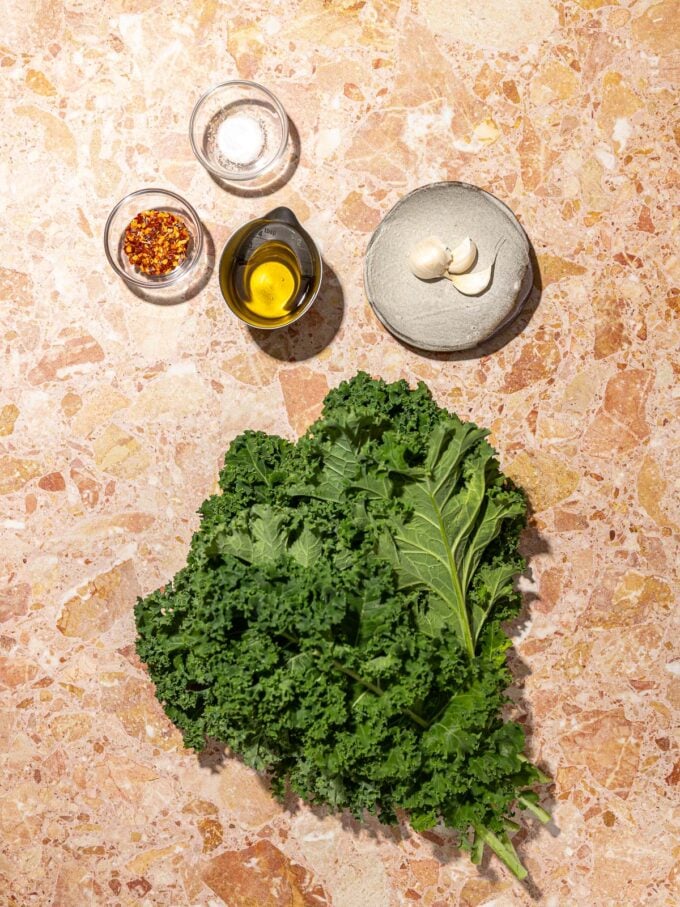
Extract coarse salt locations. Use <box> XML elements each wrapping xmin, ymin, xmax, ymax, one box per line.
<box><xmin>216</xmin><ymin>113</ymin><xmax>265</xmax><ymax>166</ymax></box>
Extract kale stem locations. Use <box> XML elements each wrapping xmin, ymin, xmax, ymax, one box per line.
<box><xmin>473</xmin><ymin>824</ymin><xmax>528</xmax><ymax>881</ymax></box>
<box><xmin>518</xmin><ymin>794</ymin><xmax>551</xmax><ymax>824</ymax></box>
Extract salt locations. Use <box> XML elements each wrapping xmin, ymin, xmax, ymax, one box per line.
<box><xmin>216</xmin><ymin>113</ymin><xmax>265</xmax><ymax>166</ymax></box>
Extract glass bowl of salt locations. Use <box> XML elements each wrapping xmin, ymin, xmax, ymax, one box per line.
<box><xmin>189</xmin><ymin>80</ymin><xmax>289</xmax><ymax>182</ymax></box>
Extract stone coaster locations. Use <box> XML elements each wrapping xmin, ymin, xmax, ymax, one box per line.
<box><xmin>364</xmin><ymin>182</ymin><xmax>533</xmax><ymax>352</ymax></box>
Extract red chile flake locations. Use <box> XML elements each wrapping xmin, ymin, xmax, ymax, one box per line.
<box><xmin>123</xmin><ymin>209</ymin><xmax>190</xmax><ymax>276</ymax></box>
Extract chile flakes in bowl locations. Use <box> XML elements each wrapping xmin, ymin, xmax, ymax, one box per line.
<box><xmin>123</xmin><ymin>209</ymin><xmax>191</xmax><ymax>277</ymax></box>
<box><xmin>104</xmin><ymin>188</ymin><xmax>204</xmax><ymax>290</ymax></box>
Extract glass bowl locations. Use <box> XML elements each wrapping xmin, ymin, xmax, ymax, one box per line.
<box><xmin>104</xmin><ymin>188</ymin><xmax>204</xmax><ymax>289</ymax></box>
<box><xmin>189</xmin><ymin>80</ymin><xmax>289</xmax><ymax>182</ymax></box>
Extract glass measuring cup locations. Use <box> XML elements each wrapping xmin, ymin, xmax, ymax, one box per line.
<box><xmin>218</xmin><ymin>207</ymin><xmax>323</xmax><ymax>329</ymax></box>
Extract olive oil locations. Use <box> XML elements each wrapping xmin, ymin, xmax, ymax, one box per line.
<box><xmin>219</xmin><ymin>210</ymin><xmax>320</xmax><ymax>329</ymax></box>
<box><xmin>241</xmin><ymin>240</ymin><xmax>301</xmax><ymax>320</ymax></box>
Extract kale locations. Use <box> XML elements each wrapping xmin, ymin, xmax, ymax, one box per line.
<box><xmin>135</xmin><ymin>372</ymin><xmax>550</xmax><ymax>878</ymax></box>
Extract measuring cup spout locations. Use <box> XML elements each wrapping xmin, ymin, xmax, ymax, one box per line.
<box><xmin>263</xmin><ymin>206</ymin><xmax>299</xmax><ymax>227</ymax></box>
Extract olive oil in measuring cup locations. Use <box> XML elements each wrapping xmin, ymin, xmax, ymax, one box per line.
<box><xmin>219</xmin><ymin>208</ymin><xmax>322</xmax><ymax>329</ymax></box>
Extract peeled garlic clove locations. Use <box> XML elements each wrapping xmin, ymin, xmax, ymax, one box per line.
<box><xmin>408</xmin><ymin>236</ymin><xmax>452</xmax><ymax>280</ymax></box>
<box><xmin>447</xmin><ymin>237</ymin><xmax>477</xmax><ymax>274</ymax></box>
<box><xmin>446</xmin><ymin>262</ymin><xmax>494</xmax><ymax>296</ymax></box>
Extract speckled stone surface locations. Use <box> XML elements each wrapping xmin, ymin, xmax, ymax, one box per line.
<box><xmin>1</xmin><ymin>2</ymin><xmax>679</xmax><ymax>905</ymax></box>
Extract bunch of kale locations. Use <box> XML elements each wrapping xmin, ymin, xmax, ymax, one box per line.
<box><xmin>136</xmin><ymin>373</ymin><xmax>549</xmax><ymax>877</ymax></box>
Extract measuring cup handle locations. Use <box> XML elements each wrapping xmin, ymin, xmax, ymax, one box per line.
<box><xmin>263</xmin><ymin>206</ymin><xmax>299</xmax><ymax>227</ymax></box>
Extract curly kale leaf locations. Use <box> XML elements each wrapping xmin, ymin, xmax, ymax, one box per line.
<box><xmin>135</xmin><ymin>372</ymin><xmax>550</xmax><ymax>880</ymax></box>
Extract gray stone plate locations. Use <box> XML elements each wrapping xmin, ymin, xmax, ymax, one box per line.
<box><xmin>364</xmin><ymin>182</ymin><xmax>533</xmax><ymax>352</ymax></box>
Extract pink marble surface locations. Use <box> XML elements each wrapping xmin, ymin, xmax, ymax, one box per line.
<box><xmin>1</xmin><ymin>1</ymin><xmax>679</xmax><ymax>904</ymax></box>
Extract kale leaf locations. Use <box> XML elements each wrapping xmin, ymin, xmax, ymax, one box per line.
<box><xmin>135</xmin><ymin>372</ymin><xmax>550</xmax><ymax>879</ymax></box>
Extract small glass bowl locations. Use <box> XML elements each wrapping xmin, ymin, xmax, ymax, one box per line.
<box><xmin>104</xmin><ymin>188</ymin><xmax>204</xmax><ymax>289</ymax></box>
<box><xmin>189</xmin><ymin>80</ymin><xmax>289</xmax><ymax>182</ymax></box>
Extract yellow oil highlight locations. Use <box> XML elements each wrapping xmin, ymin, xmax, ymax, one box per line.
<box><xmin>246</xmin><ymin>260</ymin><xmax>296</xmax><ymax>318</ymax></box>
<box><xmin>241</xmin><ymin>241</ymin><xmax>301</xmax><ymax>321</ymax></box>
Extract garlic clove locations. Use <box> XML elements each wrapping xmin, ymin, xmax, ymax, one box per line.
<box><xmin>447</xmin><ymin>237</ymin><xmax>477</xmax><ymax>274</ymax></box>
<box><xmin>445</xmin><ymin>261</ymin><xmax>494</xmax><ymax>295</ymax></box>
<box><xmin>408</xmin><ymin>236</ymin><xmax>452</xmax><ymax>280</ymax></box>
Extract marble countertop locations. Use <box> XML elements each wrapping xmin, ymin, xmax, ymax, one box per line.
<box><xmin>1</xmin><ymin>1</ymin><xmax>678</xmax><ymax>904</ymax></box>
